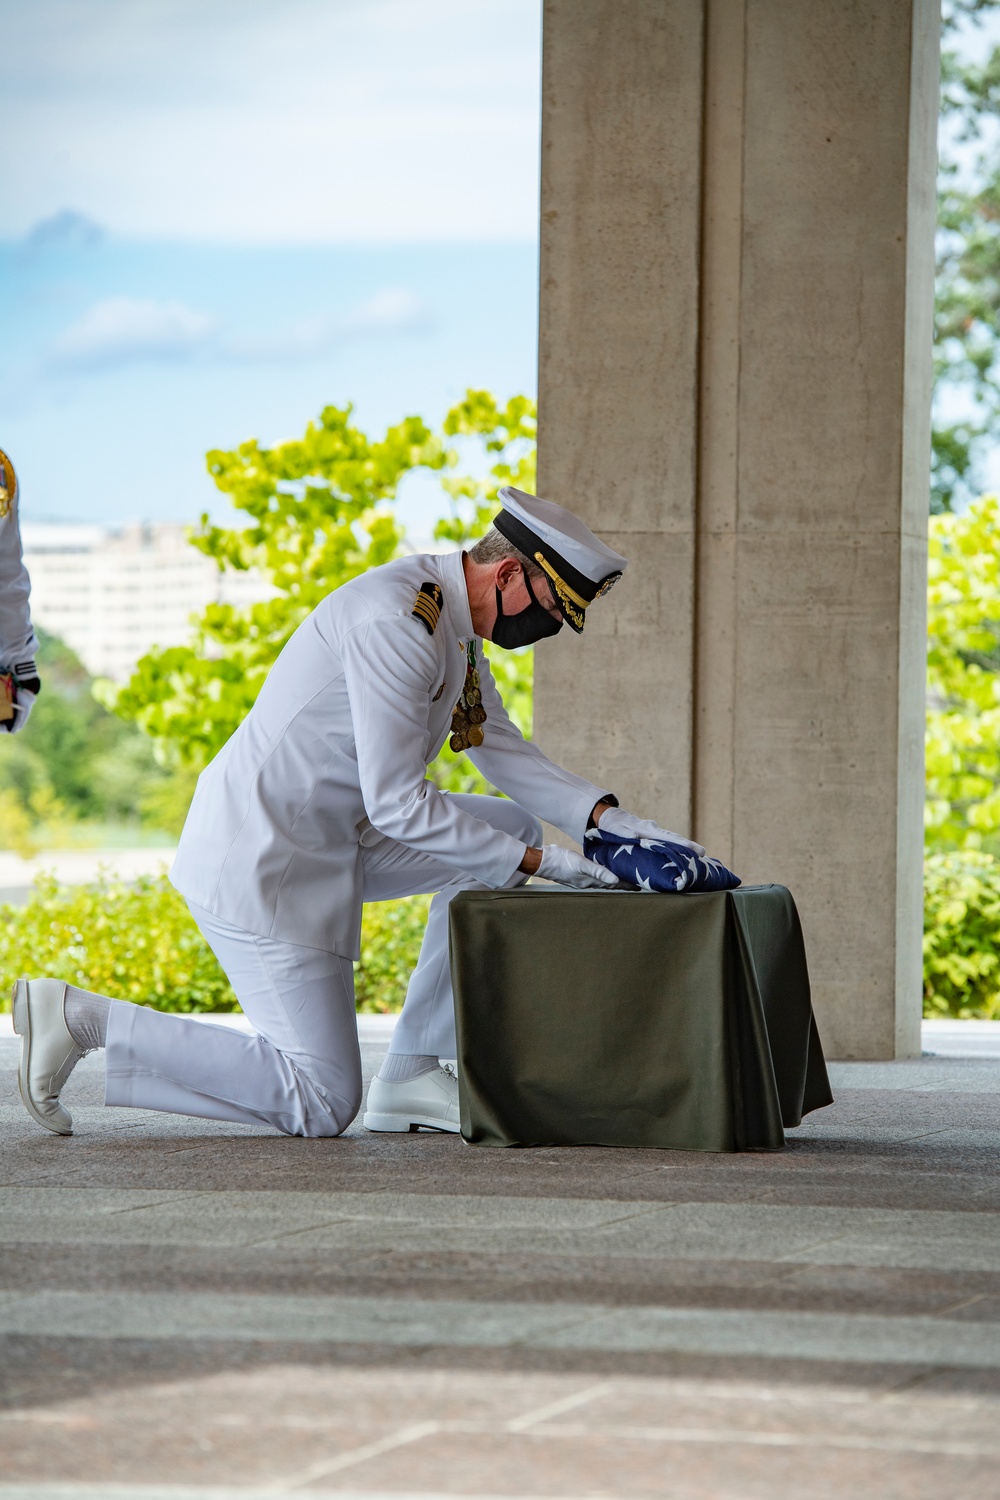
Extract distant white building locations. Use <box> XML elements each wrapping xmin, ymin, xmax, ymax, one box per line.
<box><xmin>21</xmin><ymin>522</ymin><xmax>275</xmax><ymax>682</ymax></box>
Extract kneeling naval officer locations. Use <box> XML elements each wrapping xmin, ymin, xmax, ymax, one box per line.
<box><xmin>13</xmin><ymin>488</ymin><xmax>703</xmax><ymax>1138</ymax></box>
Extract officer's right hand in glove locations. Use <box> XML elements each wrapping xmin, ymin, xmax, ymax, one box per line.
<box><xmin>598</xmin><ymin>806</ymin><xmax>705</xmax><ymax>856</ymax></box>
<box><xmin>536</xmin><ymin>844</ymin><xmax>620</xmax><ymax>889</ymax></box>
<box><xmin>7</xmin><ymin>687</ymin><xmax>36</xmax><ymax>734</ymax></box>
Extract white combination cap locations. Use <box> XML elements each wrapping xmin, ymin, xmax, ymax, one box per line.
<box><xmin>492</xmin><ymin>485</ymin><xmax>628</xmax><ymax>633</ymax></box>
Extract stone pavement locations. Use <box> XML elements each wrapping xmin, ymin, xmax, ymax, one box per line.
<box><xmin>2</xmin><ymin>1017</ymin><xmax>999</xmax><ymax>1500</ymax></box>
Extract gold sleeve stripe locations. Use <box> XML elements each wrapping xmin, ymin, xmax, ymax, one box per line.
<box><xmin>412</xmin><ymin>582</ymin><xmax>443</xmax><ymax>634</ymax></box>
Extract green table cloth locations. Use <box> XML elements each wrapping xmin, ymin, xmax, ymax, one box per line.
<box><xmin>448</xmin><ymin>883</ymin><xmax>832</xmax><ymax>1152</ymax></box>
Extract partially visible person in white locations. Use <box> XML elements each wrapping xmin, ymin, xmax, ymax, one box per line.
<box><xmin>0</xmin><ymin>448</ymin><xmax>41</xmax><ymax>734</ymax></box>
<box><xmin>13</xmin><ymin>488</ymin><xmax>701</xmax><ymax>1140</ymax></box>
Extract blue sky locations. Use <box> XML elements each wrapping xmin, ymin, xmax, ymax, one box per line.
<box><xmin>0</xmin><ymin>0</ymin><xmax>542</xmax><ymax>537</ymax></box>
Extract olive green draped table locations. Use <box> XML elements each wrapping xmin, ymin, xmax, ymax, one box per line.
<box><xmin>448</xmin><ymin>884</ymin><xmax>832</xmax><ymax>1152</ymax></box>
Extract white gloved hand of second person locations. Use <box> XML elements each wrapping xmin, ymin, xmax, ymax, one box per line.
<box><xmin>6</xmin><ymin>687</ymin><xmax>35</xmax><ymax>735</ymax></box>
<box><xmin>598</xmin><ymin>807</ymin><xmax>706</xmax><ymax>856</ymax></box>
<box><xmin>536</xmin><ymin>844</ymin><xmax>620</xmax><ymax>889</ymax></box>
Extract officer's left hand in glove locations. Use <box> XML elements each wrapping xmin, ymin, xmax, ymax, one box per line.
<box><xmin>598</xmin><ymin>806</ymin><xmax>705</xmax><ymax>856</ymax></box>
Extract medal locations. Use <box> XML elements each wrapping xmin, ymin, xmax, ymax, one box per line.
<box><xmin>449</xmin><ymin>641</ymin><xmax>488</xmax><ymax>751</ymax></box>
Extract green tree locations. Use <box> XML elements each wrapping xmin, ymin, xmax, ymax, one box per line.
<box><xmin>106</xmin><ymin>392</ymin><xmax>538</xmax><ymax>799</ymax></box>
<box><xmin>924</xmin><ymin>849</ymin><xmax>1000</xmax><ymax>1017</ymax></box>
<box><xmin>0</xmin><ymin>627</ymin><xmax>171</xmax><ymax>848</ymax></box>
<box><xmin>926</xmin><ymin>493</ymin><xmax>1000</xmax><ymax>845</ymax></box>
<box><xmin>934</xmin><ymin>0</ymin><xmax>1000</xmax><ymax>508</ymax></box>
<box><xmin>433</xmin><ymin>389</ymin><xmax>536</xmax><ymax>544</ymax></box>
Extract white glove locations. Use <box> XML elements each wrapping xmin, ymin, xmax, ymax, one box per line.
<box><xmin>6</xmin><ymin>687</ymin><xmax>35</xmax><ymax>735</ymax></box>
<box><xmin>536</xmin><ymin>844</ymin><xmax>620</xmax><ymax>889</ymax></box>
<box><xmin>598</xmin><ymin>807</ymin><xmax>705</xmax><ymax>856</ymax></box>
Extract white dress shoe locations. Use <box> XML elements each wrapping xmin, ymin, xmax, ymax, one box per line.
<box><xmin>11</xmin><ymin>978</ymin><xmax>85</xmax><ymax>1136</ymax></box>
<box><xmin>364</xmin><ymin>1063</ymin><xmax>461</xmax><ymax>1133</ymax></box>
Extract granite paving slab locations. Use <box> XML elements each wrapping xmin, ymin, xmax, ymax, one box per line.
<box><xmin>3</xmin><ymin>1290</ymin><xmax>1000</xmax><ymax>1368</ymax></box>
<box><xmin>4</xmin><ymin>1188</ymin><xmax>999</xmax><ymax>1269</ymax></box>
<box><xmin>3</xmin><ymin>1024</ymin><xmax>1000</xmax><ymax>1497</ymax></box>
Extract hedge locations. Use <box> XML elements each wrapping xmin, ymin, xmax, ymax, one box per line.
<box><xmin>0</xmin><ymin>872</ymin><xmax>429</xmax><ymax>1016</ymax></box>
<box><xmin>923</xmin><ymin>850</ymin><xmax>1000</xmax><ymax>1019</ymax></box>
<box><xmin>5</xmin><ymin>857</ymin><xmax>1000</xmax><ymax>1020</ymax></box>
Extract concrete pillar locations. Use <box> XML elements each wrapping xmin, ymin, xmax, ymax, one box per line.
<box><xmin>535</xmin><ymin>0</ymin><xmax>938</xmax><ymax>1059</ymax></box>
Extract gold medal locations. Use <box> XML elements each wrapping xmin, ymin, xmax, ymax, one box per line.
<box><xmin>448</xmin><ymin>640</ymin><xmax>487</xmax><ymax>753</ymax></box>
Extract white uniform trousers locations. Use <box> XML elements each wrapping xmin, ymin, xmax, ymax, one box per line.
<box><xmin>104</xmin><ymin>794</ymin><xmax>541</xmax><ymax>1136</ymax></box>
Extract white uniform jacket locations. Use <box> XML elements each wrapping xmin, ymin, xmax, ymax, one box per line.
<box><xmin>170</xmin><ymin>548</ymin><xmax>609</xmax><ymax>956</ymax></box>
<box><xmin>0</xmin><ymin>479</ymin><xmax>37</xmax><ymax>671</ymax></box>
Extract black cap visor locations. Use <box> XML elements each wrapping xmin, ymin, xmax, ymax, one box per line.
<box><xmin>493</xmin><ymin>508</ymin><xmax>621</xmax><ymax>633</ymax></box>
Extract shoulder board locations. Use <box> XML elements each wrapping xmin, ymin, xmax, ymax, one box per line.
<box><xmin>411</xmin><ymin>581</ymin><xmax>443</xmax><ymax>635</ymax></box>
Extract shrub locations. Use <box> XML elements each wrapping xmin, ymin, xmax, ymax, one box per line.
<box><xmin>355</xmin><ymin>894</ymin><xmax>431</xmax><ymax>1013</ymax></box>
<box><xmin>924</xmin><ymin>850</ymin><xmax>1000</xmax><ymax>1018</ymax></box>
<box><xmin>0</xmin><ymin>873</ymin><xmax>428</xmax><ymax>1016</ymax></box>
<box><xmin>0</xmin><ymin>872</ymin><xmax>237</xmax><ymax>1013</ymax></box>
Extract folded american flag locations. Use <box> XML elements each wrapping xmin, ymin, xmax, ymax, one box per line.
<box><xmin>585</xmin><ymin>828</ymin><xmax>741</xmax><ymax>893</ymax></box>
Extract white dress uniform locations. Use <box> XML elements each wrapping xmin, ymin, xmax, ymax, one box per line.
<box><xmin>104</xmin><ymin>547</ymin><xmax>613</xmax><ymax>1135</ymax></box>
<box><xmin>0</xmin><ymin>450</ymin><xmax>39</xmax><ymax>727</ymax></box>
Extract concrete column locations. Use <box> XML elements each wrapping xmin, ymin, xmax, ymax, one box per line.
<box><xmin>535</xmin><ymin>0</ymin><xmax>938</xmax><ymax>1059</ymax></box>
<box><xmin>535</xmin><ymin>0</ymin><xmax>705</xmax><ymax>823</ymax></box>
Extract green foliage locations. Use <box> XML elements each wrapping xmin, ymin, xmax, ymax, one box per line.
<box><xmin>0</xmin><ymin>871</ymin><xmax>237</xmax><ymax>1013</ymax></box>
<box><xmin>922</xmin><ymin>489</ymin><xmax>1000</xmax><ymax>1015</ymax></box>
<box><xmin>0</xmin><ymin>628</ymin><xmax>173</xmax><ymax>851</ymax></box>
<box><xmin>354</xmin><ymin>895</ymin><xmax>432</xmax><ymax>1012</ymax></box>
<box><xmin>924</xmin><ymin>849</ymin><xmax>1000</xmax><ymax>1017</ymax></box>
<box><xmin>434</xmin><ymin>390</ymin><xmax>537</xmax><ymax>545</ymax></box>
<box><xmin>934</xmin><ymin>0</ymin><xmax>1000</xmax><ymax>508</ymax></box>
<box><xmin>926</xmin><ymin>495</ymin><xmax>1000</xmax><ymax>846</ymax></box>
<box><xmin>0</xmin><ymin>872</ymin><xmax>431</xmax><ymax>1017</ymax></box>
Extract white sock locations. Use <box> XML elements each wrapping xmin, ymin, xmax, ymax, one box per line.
<box><xmin>64</xmin><ymin>986</ymin><xmax>113</xmax><ymax>1051</ymax></box>
<box><xmin>377</xmin><ymin>1052</ymin><xmax>438</xmax><ymax>1082</ymax></box>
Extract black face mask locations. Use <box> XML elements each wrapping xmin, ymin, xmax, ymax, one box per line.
<box><xmin>492</xmin><ymin>567</ymin><xmax>563</xmax><ymax>648</ymax></box>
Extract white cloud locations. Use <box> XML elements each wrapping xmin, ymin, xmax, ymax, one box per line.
<box><xmin>49</xmin><ymin>297</ymin><xmax>219</xmax><ymax>370</ymax></box>
<box><xmin>0</xmin><ymin>0</ymin><xmax>541</xmax><ymax>245</ymax></box>
<box><xmin>227</xmin><ymin>289</ymin><xmax>429</xmax><ymax>361</ymax></box>
<box><xmin>341</xmin><ymin>289</ymin><xmax>428</xmax><ymax>333</ymax></box>
<box><xmin>44</xmin><ymin>287</ymin><xmax>430</xmax><ymax>374</ymax></box>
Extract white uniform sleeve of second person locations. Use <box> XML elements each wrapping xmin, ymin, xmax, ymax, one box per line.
<box><xmin>0</xmin><ymin>491</ymin><xmax>38</xmax><ymax>670</ymax></box>
<box><xmin>341</xmin><ymin>613</ymin><xmax>527</xmax><ymax>888</ymax></box>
